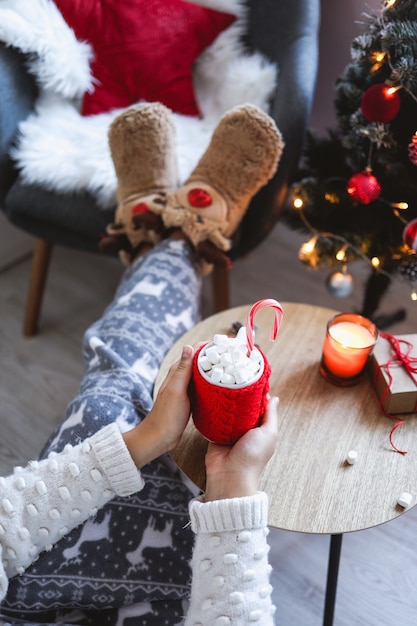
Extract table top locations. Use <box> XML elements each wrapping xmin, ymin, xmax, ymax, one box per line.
<box><xmin>154</xmin><ymin>302</ymin><xmax>417</xmax><ymax>535</ymax></box>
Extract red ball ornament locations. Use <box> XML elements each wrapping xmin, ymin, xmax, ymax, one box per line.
<box><xmin>403</xmin><ymin>218</ymin><xmax>417</xmax><ymax>251</ymax></box>
<box><xmin>361</xmin><ymin>84</ymin><xmax>401</xmax><ymax>123</ymax></box>
<box><xmin>347</xmin><ymin>170</ymin><xmax>381</xmax><ymax>204</ymax></box>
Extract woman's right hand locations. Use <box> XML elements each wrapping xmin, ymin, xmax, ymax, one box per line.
<box><xmin>204</xmin><ymin>396</ymin><xmax>279</xmax><ymax>502</ymax></box>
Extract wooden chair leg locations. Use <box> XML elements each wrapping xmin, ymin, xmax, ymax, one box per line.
<box><xmin>211</xmin><ymin>264</ymin><xmax>230</xmax><ymax>313</ymax></box>
<box><xmin>23</xmin><ymin>239</ymin><xmax>53</xmax><ymax>337</ymax></box>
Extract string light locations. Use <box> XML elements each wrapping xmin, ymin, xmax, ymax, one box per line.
<box><xmin>411</xmin><ymin>290</ymin><xmax>417</xmax><ymax>302</ymax></box>
<box><xmin>373</xmin><ymin>52</ymin><xmax>386</xmax><ymax>64</ymax></box>
<box><xmin>370</xmin><ymin>51</ymin><xmax>387</xmax><ymax>74</ymax></box>
<box><xmin>371</xmin><ymin>256</ymin><xmax>381</xmax><ymax>268</ymax></box>
<box><xmin>299</xmin><ymin>237</ymin><xmax>317</xmax><ymax>256</ymax></box>
<box><xmin>336</xmin><ymin>244</ymin><xmax>348</xmax><ymax>262</ymax></box>
<box><xmin>293</xmin><ymin>196</ymin><xmax>304</xmax><ymax>210</ymax></box>
<box><xmin>391</xmin><ymin>202</ymin><xmax>408</xmax><ymax>210</ymax></box>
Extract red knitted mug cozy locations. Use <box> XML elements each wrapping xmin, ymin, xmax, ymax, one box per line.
<box><xmin>190</xmin><ymin>342</ymin><xmax>272</xmax><ymax>444</ymax></box>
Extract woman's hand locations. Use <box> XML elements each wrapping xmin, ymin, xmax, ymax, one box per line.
<box><xmin>204</xmin><ymin>396</ymin><xmax>279</xmax><ymax>501</ymax></box>
<box><xmin>123</xmin><ymin>345</ymin><xmax>194</xmax><ymax>468</ymax></box>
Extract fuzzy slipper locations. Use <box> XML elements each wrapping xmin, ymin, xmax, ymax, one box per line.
<box><xmin>100</xmin><ymin>102</ymin><xmax>178</xmax><ymax>264</ymax></box>
<box><xmin>153</xmin><ymin>104</ymin><xmax>284</xmax><ymax>267</ymax></box>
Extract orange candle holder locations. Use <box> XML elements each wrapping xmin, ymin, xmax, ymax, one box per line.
<box><xmin>320</xmin><ymin>313</ymin><xmax>378</xmax><ymax>387</ymax></box>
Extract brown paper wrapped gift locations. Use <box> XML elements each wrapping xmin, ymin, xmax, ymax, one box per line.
<box><xmin>370</xmin><ymin>333</ymin><xmax>417</xmax><ymax>414</ymax></box>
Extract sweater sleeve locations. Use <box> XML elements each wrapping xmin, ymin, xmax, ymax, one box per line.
<box><xmin>184</xmin><ymin>492</ymin><xmax>276</xmax><ymax>625</ymax></box>
<box><xmin>0</xmin><ymin>422</ymin><xmax>144</xmax><ymax>602</ymax></box>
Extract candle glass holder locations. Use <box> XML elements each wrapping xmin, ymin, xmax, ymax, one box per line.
<box><xmin>320</xmin><ymin>313</ymin><xmax>378</xmax><ymax>387</ymax></box>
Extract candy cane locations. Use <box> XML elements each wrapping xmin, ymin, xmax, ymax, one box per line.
<box><xmin>246</xmin><ymin>298</ymin><xmax>284</xmax><ymax>354</ymax></box>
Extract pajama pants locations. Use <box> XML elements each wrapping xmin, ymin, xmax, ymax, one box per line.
<box><xmin>0</xmin><ymin>239</ymin><xmax>202</xmax><ymax>626</ymax></box>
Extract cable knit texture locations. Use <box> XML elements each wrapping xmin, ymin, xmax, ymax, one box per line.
<box><xmin>185</xmin><ymin>492</ymin><xmax>275</xmax><ymax>625</ymax></box>
<box><xmin>0</xmin><ymin>423</ymin><xmax>143</xmax><ymax>601</ymax></box>
<box><xmin>191</xmin><ymin>343</ymin><xmax>271</xmax><ymax>444</ymax></box>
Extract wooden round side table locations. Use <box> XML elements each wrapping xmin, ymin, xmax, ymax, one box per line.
<box><xmin>155</xmin><ymin>302</ymin><xmax>417</xmax><ymax>626</ymax></box>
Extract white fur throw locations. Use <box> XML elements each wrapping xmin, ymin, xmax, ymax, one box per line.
<box><xmin>0</xmin><ymin>0</ymin><xmax>277</xmax><ymax>209</ymax></box>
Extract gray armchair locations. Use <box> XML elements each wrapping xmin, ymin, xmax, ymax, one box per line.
<box><xmin>0</xmin><ymin>0</ymin><xmax>320</xmax><ymax>335</ymax></box>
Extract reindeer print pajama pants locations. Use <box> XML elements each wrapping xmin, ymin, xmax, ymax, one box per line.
<box><xmin>1</xmin><ymin>239</ymin><xmax>202</xmax><ymax>626</ymax></box>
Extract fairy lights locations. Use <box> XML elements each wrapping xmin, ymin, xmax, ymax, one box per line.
<box><xmin>336</xmin><ymin>245</ymin><xmax>348</xmax><ymax>262</ymax></box>
<box><xmin>293</xmin><ymin>196</ymin><xmax>304</xmax><ymax>210</ymax></box>
<box><xmin>290</xmin><ymin>183</ymin><xmax>417</xmax><ymax>301</ymax></box>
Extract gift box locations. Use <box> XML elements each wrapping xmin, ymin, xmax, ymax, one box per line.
<box><xmin>370</xmin><ymin>333</ymin><xmax>417</xmax><ymax>414</ymax></box>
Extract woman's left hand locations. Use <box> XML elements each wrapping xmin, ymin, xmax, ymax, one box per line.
<box><xmin>123</xmin><ymin>344</ymin><xmax>195</xmax><ymax>468</ymax></box>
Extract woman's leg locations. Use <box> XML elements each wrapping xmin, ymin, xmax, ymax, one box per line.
<box><xmin>1</xmin><ymin>239</ymin><xmax>201</xmax><ymax>625</ymax></box>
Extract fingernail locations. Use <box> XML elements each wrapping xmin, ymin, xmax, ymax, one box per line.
<box><xmin>182</xmin><ymin>345</ymin><xmax>193</xmax><ymax>359</ymax></box>
<box><xmin>271</xmin><ymin>396</ymin><xmax>279</xmax><ymax>407</ymax></box>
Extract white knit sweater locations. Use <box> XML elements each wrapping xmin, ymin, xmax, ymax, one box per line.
<box><xmin>0</xmin><ymin>423</ymin><xmax>275</xmax><ymax>624</ymax></box>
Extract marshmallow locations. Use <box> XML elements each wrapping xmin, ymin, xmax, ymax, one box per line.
<box><xmin>198</xmin><ymin>327</ymin><xmax>263</xmax><ymax>387</ymax></box>
<box><xmin>397</xmin><ymin>492</ymin><xmax>413</xmax><ymax>509</ymax></box>
<box><xmin>221</xmin><ymin>372</ymin><xmax>235</xmax><ymax>385</ymax></box>
<box><xmin>346</xmin><ymin>450</ymin><xmax>358</xmax><ymax>465</ymax></box>
<box><xmin>210</xmin><ymin>366</ymin><xmax>223</xmax><ymax>383</ymax></box>
<box><xmin>213</xmin><ymin>334</ymin><xmax>229</xmax><ymax>346</ymax></box>
<box><xmin>205</xmin><ymin>346</ymin><xmax>221</xmax><ymax>364</ymax></box>
<box><xmin>236</xmin><ymin>326</ymin><xmax>248</xmax><ymax>342</ymax></box>
<box><xmin>250</xmin><ymin>350</ymin><xmax>262</xmax><ymax>363</ymax></box>
<box><xmin>199</xmin><ymin>356</ymin><xmax>212</xmax><ymax>371</ymax></box>
<box><xmin>220</xmin><ymin>352</ymin><xmax>233</xmax><ymax>367</ymax></box>
<box><xmin>234</xmin><ymin>368</ymin><xmax>252</xmax><ymax>384</ymax></box>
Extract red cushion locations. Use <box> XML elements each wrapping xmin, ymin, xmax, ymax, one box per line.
<box><xmin>53</xmin><ymin>0</ymin><xmax>236</xmax><ymax>117</ymax></box>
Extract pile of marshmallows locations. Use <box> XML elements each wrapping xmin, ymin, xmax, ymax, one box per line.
<box><xmin>198</xmin><ymin>326</ymin><xmax>263</xmax><ymax>387</ymax></box>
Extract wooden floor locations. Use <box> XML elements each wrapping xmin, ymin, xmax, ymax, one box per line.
<box><xmin>1</xmin><ymin>222</ymin><xmax>416</xmax><ymax>625</ymax></box>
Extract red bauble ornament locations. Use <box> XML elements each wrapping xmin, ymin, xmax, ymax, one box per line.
<box><xmin>361</xmin><ymin>84</ymin><xmax>401</xmax><ymax>123</ymax></box>
<box><xmin>188</xmin><ymin>188</ymin><xmax>212</xmax><ymax>207</ymax></box>
<box><xmin>403</xmin><ymin>218</ymin><xmax>417</xmax><ymax>251</ymax></box>
<box><xmin>408</xmin><ymin>133</ymin><xmax>417</xmax><ymax>166</ymax></box>
<box><xmin>347</xmin><ymin>170</ymin><xmax>381</xmax><ymax>204</ymax></box>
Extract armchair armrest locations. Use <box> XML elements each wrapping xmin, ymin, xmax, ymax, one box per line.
<box><xmin>0</xmin><ymin>42</ymin><xmax>38</xmax><ymax>205</ymax></box>
<box><xmin>235</xmin><ymin>0</ymin><xmax>320</xmax><ymax>257</ymax></box>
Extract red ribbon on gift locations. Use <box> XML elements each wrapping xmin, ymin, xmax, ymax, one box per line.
<box><xmin>374</xmin><ymin>332</ymin><xmax>417</xmax><ymax>455</ymax></box>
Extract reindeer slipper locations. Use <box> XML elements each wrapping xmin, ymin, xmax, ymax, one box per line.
<box><xmin>100</xmin><ymin>102</ymin><xmax>178</xmax><ymax>264</ymax></box>
<box><xmin>153</xmin><ymin>104</ymin><xmax>284</xmax><ymax>267</ymax></box>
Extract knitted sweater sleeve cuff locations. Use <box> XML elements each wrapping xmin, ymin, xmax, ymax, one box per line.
<box><xmin>188</xmin><ymin>492</ymin><xmax>268</xmax><ymax>533</ymax></box>
<box><xmin>91</xmin><ymin>423</ymin><xmax>145</xmax><ymax>497</ymax></box>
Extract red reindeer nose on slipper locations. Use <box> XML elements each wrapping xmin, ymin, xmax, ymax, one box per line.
<box><xmin>188</xmin><ymin>188</ymin><xmax>212</xmax><ymax>208</ymax></box>
<box><xmin>132</xmin><ymin>202</ymin><xmax>152</xmax><ymax>214</ymax></box>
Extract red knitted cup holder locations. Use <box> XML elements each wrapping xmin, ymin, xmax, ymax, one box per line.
<box><xmin>190</xmin><ymin>342</ymin><xmax>271</xmax><ymax>444</ymax></box>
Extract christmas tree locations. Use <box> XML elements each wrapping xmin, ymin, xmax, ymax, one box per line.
<box><xmin>285</xmin><ymin>0</ymin><xmax>417</xmax><ymax>328</ymax></box>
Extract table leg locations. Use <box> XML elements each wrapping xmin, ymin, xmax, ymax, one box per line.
<box><xmin>323</xmin><ymin>533</ymin><xmax>343</xmax><ymax>626</ymax></box>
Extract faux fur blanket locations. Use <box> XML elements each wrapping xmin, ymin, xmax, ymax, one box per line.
<box><xmin>0</xmin><ymin>0</ymin><xmax>277</xmax><ymax>208</ymax></box>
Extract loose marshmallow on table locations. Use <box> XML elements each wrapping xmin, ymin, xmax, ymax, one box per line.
<box><xmin>397</xmin><ymin>492</ymin><xmax>413</xmax><ymax>509</ymax></box>
<box><xmin>346</xmin><ymin>450</ymin><xmax>358</xmax><ymax>465</ymax></box>
<box><xmin>199</xmin><ymin>327</ymin><xmax>263</xmax><ymax>386</ymax></box>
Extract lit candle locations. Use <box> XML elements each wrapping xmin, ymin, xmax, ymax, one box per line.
<box><xmin>320</xmin><ymin>313</ymin><xmax>378</xmax><ymax>386</ymax></box>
